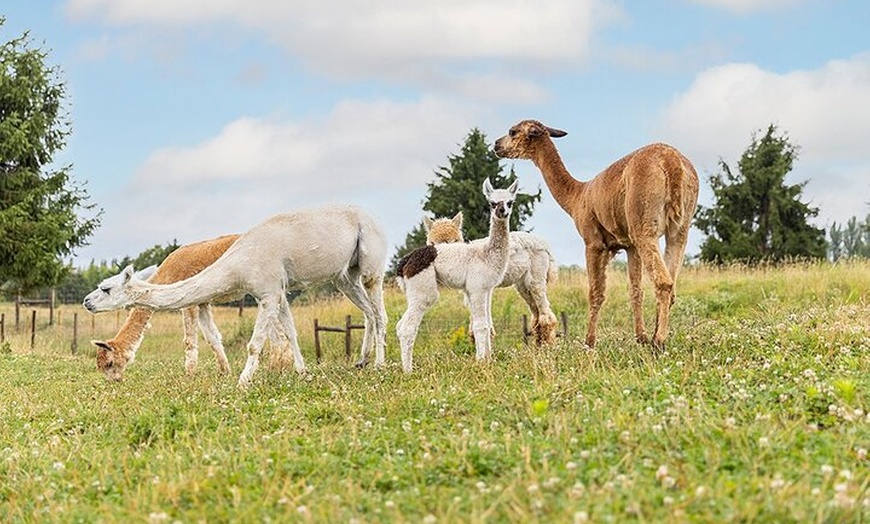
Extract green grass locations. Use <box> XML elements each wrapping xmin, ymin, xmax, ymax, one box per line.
<box><xmin>1</xmin><ymin>260</ymin><xmax>869</xmax><ymax>522</ymax></box>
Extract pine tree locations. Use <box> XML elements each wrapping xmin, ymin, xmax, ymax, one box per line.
<box><xmin>390</xmin><ymin>128</ymin><xmax>541</xmax><ymax>272</ymax></box>
<box><xmin>0</xmin><ymin>19</ymin><xmax>101</xmax><ymax>293</ymax></box>
<box><xmin>695</xmin><ymin>125</ymin><xmax>827</xmax><ymax>264</ymax></box>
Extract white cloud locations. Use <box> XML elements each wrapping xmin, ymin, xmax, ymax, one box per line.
<box><xmin>686</xmin><ymin>0</ymin><xmax>805</xmax><ymax>14</ymax></box>
<box><xmin>658</xmin><ymin>53</ymin><xmax>870</xmax><ymax>224</ymax></box>
<box><xmin>64</xmin><ymin>0</ymin><xmax>604</xmax><ymax>101</ymax></box>
<box><xmin>74</xmin><ymin>97</ymin><xmax>482</xmax><ymax>264</ymax></box>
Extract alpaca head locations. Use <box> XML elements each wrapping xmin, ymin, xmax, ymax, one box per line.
<box><xmin>424</xmin><ymin>212</ymin><xmax>464</xmax><ymax>245</ymax></box>
<box><xmin>493</xmin><ymin>120</ymin><xmax>567</xmax><ymax>160</ymax></box>
<box><xmin>92</xmin><ymin>339</ymin><xmax>134</xmax><ymax>381</ymax></box>
<box><xmin>483</xmin><ymin>178</ymin><xmax>518</xmax><ymax>220</ymax></box>
<box><xmin>82</xmin><ymin>264</ymin><xmax>156</xmax><ymax>313</ymax></box>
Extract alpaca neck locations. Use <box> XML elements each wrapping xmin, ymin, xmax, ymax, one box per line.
<box><xmin>110</xmin><ymin>308</ymin><xmax>154</xmax><ymax>357</ymax></box>
<box><xmin>133</xmin><ymin>272</ymin><xmax>232</xmax><ymax>310</ymax></box>
<box><xmin>533</xmin><ymin>139</ymin><xmax>587</xmax><ymax>215</ymax></box>
<box><xmin>486</xmin><ymin>214</ymin><xmax>510</xmax><ymax>257</ymax></box>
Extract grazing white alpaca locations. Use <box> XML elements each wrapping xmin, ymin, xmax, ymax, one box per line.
<box><xmin>90</xmin><ymin>234</ymin><xmax>240</xmax><ymax>381</ymax></box>
<box><xmin>83</xmin><ymin>205</ymin><xmax>388</xmax><ymax>388</ymax></box>
<box><xmin>395</xmin><ymin>179</ymin><xmax>518</xmax><ymax>373</ymax></box>
<box><xmin>424</xmin><ymin>215</ymin><xmax>559</xmax><ymax>346</ymax></box>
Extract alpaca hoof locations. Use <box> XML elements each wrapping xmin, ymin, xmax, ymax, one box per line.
<box><xmin>636</xmin><ymin>334</ymin><xmax>650</xmax><ymax>345</ymax></box>
<box><xmin>651</xmin><ymin>338</ymin><xmax>666</xmax><ymax>352</ymax></box>
<box><xmin>354</xmin><ymin>359</ymin><xmax>367</xmax><ymax>369</ymax></box>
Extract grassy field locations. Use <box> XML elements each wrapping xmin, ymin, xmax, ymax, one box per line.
<box><xmin>1</xmin><ymin>261</ymin><xmax>869</xmax><ymax>523</ymax></box>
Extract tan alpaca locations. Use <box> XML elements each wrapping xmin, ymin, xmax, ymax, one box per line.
<box><xmin>92</xmin><ymin>234</ymin><xmax>240</xmax><ymax>380</ymax></box>
<box><xmin>494</xmin><ymin>120</ymin><xmax>699</xmax><ymax>348</ymax></box>
<box><xmin>423</xmin><ymin>212</ymin><xmax>559</xmax><ymax>345</ymax></box>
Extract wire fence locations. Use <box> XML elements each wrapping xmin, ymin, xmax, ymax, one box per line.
<box><xmin>0</xmin><ymin>300</ymin><xmax>572</xmax><ymax>362</ymax></box>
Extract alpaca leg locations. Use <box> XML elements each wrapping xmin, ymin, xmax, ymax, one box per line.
<box><xmin>467</xmin><ymin>290</ymin><xmax>493</xmax><ymax>361</ymax></box>
<box><xmin>625</xmin><ymin>247</ymin><xmax>649</xmax><ymax>344</ymax></box>
<box><xmin>362</xmin><ymin>274</ymin><xmax>388</xmax><ymax>369</ymax></box>
<box><xmin>584</xmin><ymin>246</ymin><xmax>612</xmax><ymax>348</ymax></box>
<box><xmin>396</xmin><ymin>270</ymin><xmax>438</xmax><ymax>373</ymax></box>
<box><xmin>237</xmin><ymin>299</ymin><xmax>278</xmax><ymax>388</ymax></box>
<box><xmin>196</xmin><ymin>304</ymin><xmax>231</xmax><ymax>374</ymax></box>
<box><xmin>335</xmin><ymin>274</ymin><xmax>377</xmax><ymax>369</ymax></box>
<box><xmin>181</xmin><ymin>306</ymin><xmax>199</xmax><ymax>374</ymax></box>
<box><xmin>276</xmin><ymin>295</ymin><xmax>306</xmax><ymax>373</ymax></box>
<box><xmin>635</xmin><ymin>239</ymin><xmax>674</xmax><ymax>349</ymax></box>
<box><xmin>516</xmin><ymin>279</ymin><xmax>556</xmax><ymax>346</ymax></box>
<box><xmin>366</xmin><ymin>273</ymin><xmax>388</xmax><ymax>368</ymax></box>
<box><xmin>530</xmin><ymin>287</ymin><xmax>558</xmax><ymax>346</ymax></box>
<box><xmin>663</xmin><ymin>224</ymin><xmax>691</xmax><ymax>306</ymax></box>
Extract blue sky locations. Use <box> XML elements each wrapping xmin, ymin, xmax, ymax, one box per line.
<box><xmin>4</xmin><ymin>0</ymin><xmax>869</xmax><ymax>268</ymax></box>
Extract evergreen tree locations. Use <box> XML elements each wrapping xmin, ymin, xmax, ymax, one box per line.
<box><xmin>694</xmin><ymin>125</ymin><xmax>826</xmax><ymax>264</ymax></box>
<box><xmin>390</xmin><ymin>128</ymin><xmax>541</xmax><ymax>271</ymax></box>
<box><xmin>0</xmin><ymin>19</ymin><xmax>101</xmax><ymax>294</ymax></box>
<box><xmin>829</xmin><ymin>213</ymin><xmax>870</xmax><ymax>260</ymax></box>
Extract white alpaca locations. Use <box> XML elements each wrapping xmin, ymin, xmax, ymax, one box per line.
<box><xmin>395</xmin><ymin>179</ymin><xmax>517</xmax><ymax>373</ymax></box>
<box><xmin>89</xmin><ymin>234</ymin><xmax>241</xmax><ymax>381</ymax></box>
<box><xmin>83</xmin><ymin>204</ymin><xmax>388</xmax><ymax>388</ymax></box>
<box><xmin>424</xmin><ymin>214</ymin><xmax>559</xmax><ymax>345</ymax></box>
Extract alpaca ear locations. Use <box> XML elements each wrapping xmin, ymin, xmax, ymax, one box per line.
<box><xmin>483</xmin><ymin>178</ymin><xmax>494</xmax><ymax>197</ymax></box>
<box><xmin>422</xmin><ymin>215</ymin><xmax>433</xmax><ymax>233</ymax></box>
<box><xmin>92</xmin><ymin>340</ymin><xmax>112</xmax><ymax>351</ymax></box>
<box><xmin>135</xmin><ymin>265</ymin><xmax>158</xmax><ymax>282</ymax></box>
<box><xmin>508</xmin><ymin>180</ymin><xmax>519</xmax><ymax>196</ymax></box>
<box><xmin>547</xmin><ymin>126</ymin><xmax>568</xmax><ymax>138</ymax></box>
<box><xmin>452</xmin><ymin>211</ymin><xmax>463</xmax><ymax>229</ymax></box>
<box><xmin>121</xmin><ymin>265</ymin><xmax>136</xmax><ymax>284</ymax></box>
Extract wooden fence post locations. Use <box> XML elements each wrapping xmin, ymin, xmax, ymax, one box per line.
<box><xmin>71</xmin><ymin>312</ymin><xmax>78</xmax><ymax>355</ymax></box>
<box><xmin>314</xmin><ymin>319</ymin><xmax>323</xmax><ymax>363</ymax></box>
<box><xmin>49</xmin><ymin>289</ymin><xmax>56</xmax><ymax>326</ymax></box>
<box><xmin>30</xmin><ymin>310</ymin><xmax>36</xmax><ymax>350</ymax></box>
<box><xmin>344</xmin><ymin>315</ymin><xmax>353</xmax><ymax>360</ymax></box>
<box><xmin>15</xmin><ymin>295</ymin><xmax>20</xmax><ymax>331</ymax></box>
<box><xmin>1</xmin><ymin>313</ymin><xmax>4</xmax><ymax>343</ymax></box>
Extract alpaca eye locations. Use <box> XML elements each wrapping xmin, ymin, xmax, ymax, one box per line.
<box><xmin>100</xmin><ymin>287</ymin><xmax>110</xmax><ymax>294</ymax></box>
<box><xmin>509</xmin><ymin>129</ymin><xmax>517</xmax><ymax>137</ymax></box>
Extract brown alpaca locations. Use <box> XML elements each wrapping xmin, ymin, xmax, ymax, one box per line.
<box><xmin>494</xmin><ymin>120</ymin><xmax>699</xmax><ymax>348</ymax></box>
<box><xmin>92</xmin><ymin>234</ymin><xmax>240</xmax><ymax>380</ymax></box>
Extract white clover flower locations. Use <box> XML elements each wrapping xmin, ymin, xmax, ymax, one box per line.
<box><xmin>656</xmin><ymin>465</ymin><xmax>669</xmax><ymax>481</ymax></box>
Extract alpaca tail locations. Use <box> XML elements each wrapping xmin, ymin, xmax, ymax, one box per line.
<box><xmin>546</xmin><ymin>249</ymin><xmax>558</xmax><ymax>285</ymax></box>
<box><xmin>664</xmin><ymin>149</ymin><xmax>698</xmax><ymax>226</ymax></box>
